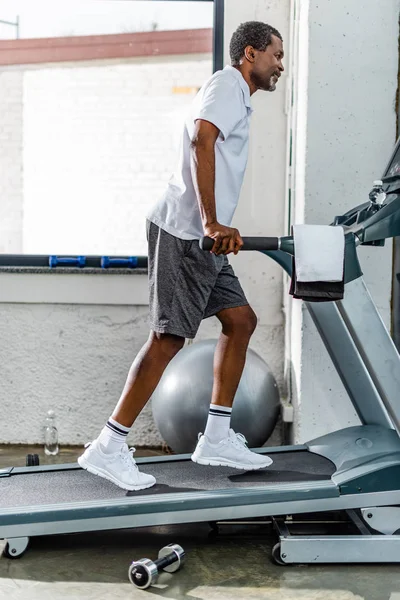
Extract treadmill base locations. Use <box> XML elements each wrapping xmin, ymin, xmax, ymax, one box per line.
<box><xmin>272</xmin><ymin>508</ymin><xmax>400</xmax><ymax>564</ymax></box>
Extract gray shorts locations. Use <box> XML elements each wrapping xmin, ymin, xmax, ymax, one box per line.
<box><xmin>147</xmin><ymin>220</ymin><xmax>248</xmax><ymax>339</ymax></box>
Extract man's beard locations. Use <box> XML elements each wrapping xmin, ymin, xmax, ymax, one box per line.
<box><xmin>250</xmin><ymin>71</ymin><xmax>276</xmax><ymax>92</ymax></box>
<box><xmin>268</xmin><ymin>77</ymin><xmax>277</xmax><ymax>92</ymax></box>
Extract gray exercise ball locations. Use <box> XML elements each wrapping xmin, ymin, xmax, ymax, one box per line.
<box><xmin>151</xmin><ymin>339</ymin><xmax>280</xmax><ymax>454</ymax></box>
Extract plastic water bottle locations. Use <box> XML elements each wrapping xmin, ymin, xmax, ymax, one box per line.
<box><xmin>44</xmin><ymin>410</ymin><xmax>59</xmax><ymax>456</ymax></box>
<box><xmin>369</xmin><ymin>180</ymin><xmax>386</xmax><ymax>206</ymax></box>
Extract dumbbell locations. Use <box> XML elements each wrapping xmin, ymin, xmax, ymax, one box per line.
<box><xmin>128</xmin><ymin>543</ymin><xmax>185</xmax><ymax>589</ymax></box>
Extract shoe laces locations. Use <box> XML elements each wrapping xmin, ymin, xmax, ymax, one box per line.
<box><xmin>119</xmin><ymin>446</ymin><xmax>138</xmax><ymax>471</ymax></box>
<box><xmin>230</xmin><ymin>431</ymin><xmax>249</xmax><ymax>449</ymax></box>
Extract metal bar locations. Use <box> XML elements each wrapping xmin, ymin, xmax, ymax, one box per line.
<box><xmin>272</xmin><ymin>517</ymin><xmax>291</xmax><ymax>537</ymax></box>
<box><xmin>346</xmin><ymin>509</ymin><xmax>372</xmax><ymax>536</ymax></box>
<box><xmin>337</xmin><ymin>278</ymin><xmax>400</xmax><ymax>434</ymax></box>
<box><xmin>212</xmin><ymin>0</ymin><xmax>224</xmax><ymax>72</ymax></box>
<box><xmin>392</xmin><ymin>239</ymin><xmax>400</xmax><ymax>352</ymax></box>
<box><xmin>213</xmin><ymin>520</ymin><xmax>271</xmax><ymax>526</ymax></box>
<box><xmin>215</xmin><ymin>517</ymin><xmax>347</xmax><ymax>526</ymax></box>
<box><xmin>0</xmin><ymin>254</ymin><xmax>148</xmax><ymax>269</ymax></box>
<box><xmin>307</xmin><ymin>299</ymin><xmax>392</xmax><ymax>429</ymax></box>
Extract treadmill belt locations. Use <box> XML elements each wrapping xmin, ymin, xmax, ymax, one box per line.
<box><xmin>1</xmin><ymin>451</ymin><xmax>335</xmax><ymax>508</ymax></box>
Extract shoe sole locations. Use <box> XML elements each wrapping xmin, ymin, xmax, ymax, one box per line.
<box><xmin>77</xmin><ymin>455</ymin><xmax>156</xmax><ymax>492</ymax></box>
<box><xmin>191</xmin><ymin>454</ymin><xmax>273</xmax><ymax>470</ymax></box>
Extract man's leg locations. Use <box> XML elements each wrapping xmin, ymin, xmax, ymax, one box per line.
<box><xmin>202</xmin><ymin>305</ymin><xmax>257</xmax><ymax>444</ymax></box>
<box><xmin>78</xmin><ymin>331</ymin><xmax>185</xmax><ymax>491</ymax></box>
<box><xmin>112</xmin><ymin>331</ymin><xmax>185</xmax><ymax>428</ymax></box>
<box><xmin>95</xmin><ymin>331</ymin><xmax>184</xmax><ymax>452</ymax></box>
<box><xmin>211</xmin><ymin>305</ymin><xmax>258</xmax><ymax>408</ymax></box>
<box><xmin>78</xmin><ymin>220</ymin><xmax>193</xmax><ymax>491</ymax></box>
<box><xmin>192</xmin><ymin>304</ymin><xmax>273</xmax><ymax>470</ymax></box>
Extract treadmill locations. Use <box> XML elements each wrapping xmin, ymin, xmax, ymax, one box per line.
<box><xmin>2</xmin><ymin>140</ymin><xmax>400</xmax><ymax>565</ymax></box>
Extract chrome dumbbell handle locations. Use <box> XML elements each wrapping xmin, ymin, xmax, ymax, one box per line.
<box><xmin>128</xmin><ymin>543</ymin><xmax>185</xmax><ymax>589</ymax></box>
<box><xmin>157</xmin><ymin>543</ymin><xmax>185</xmax><ymax>573</ymax></box>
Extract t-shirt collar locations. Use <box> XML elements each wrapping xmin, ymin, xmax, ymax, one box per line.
<box><xmin>224</xmin><ymin>65</ymin><xmax>252</xmax><ymax>110</ymax></box>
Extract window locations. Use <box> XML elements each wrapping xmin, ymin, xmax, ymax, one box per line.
<box><xmin>0</xmin><ymin>0</ymin><xmax>224</xmax><ymax>262</ymax></box>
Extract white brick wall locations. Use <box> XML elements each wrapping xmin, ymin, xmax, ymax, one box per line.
<box><xmin>0</xmin><ymin>49</ymin><xmax>287</xmax><ymax>448</ymax></box>
<box><xmin>0</xmin><ymin>295</ymin><xmax>283</xmax><ymax>447</ymax></box>
<box><xmin>14</xmin><ymin>54</ymin><xmax>210</xmax><ymax>255</ymax></box>
<box><xmin>0</xmin><ymin>70</ymin><xmax>23</xmax><ymax>253</ymax></box>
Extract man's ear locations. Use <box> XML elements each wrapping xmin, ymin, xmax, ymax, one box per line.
<box><xmin>244</xmin><ymin>46</ymin><xmax>256</xmax><ymax>63</ymax></box>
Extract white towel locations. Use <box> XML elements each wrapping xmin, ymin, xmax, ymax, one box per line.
<box><xmin>293</xmin><ymin>224</ymin><xmax>345</xmax><ymax>282</ymax></box>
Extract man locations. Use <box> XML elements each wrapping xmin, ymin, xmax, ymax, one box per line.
<box><xmin>78</xmin><ymin>21</ymin><xmax>284</xmax><ymax>491</ymax></box>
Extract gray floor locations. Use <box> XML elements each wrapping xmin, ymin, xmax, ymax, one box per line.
<box><xmin>2</xmin><ymin>446</ymin><xmax>400</xmax><ymax>600</ymax></box>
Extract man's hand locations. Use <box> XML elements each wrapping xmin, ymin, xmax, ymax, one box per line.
<box><xmin>204</xmin><ymin>222</ymin><xmax>244</xmax><ymax>255</ymax></box>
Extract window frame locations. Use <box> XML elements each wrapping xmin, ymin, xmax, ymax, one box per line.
<box><xmin>0</xmin><ymin>0</ymin><xmax>224</xmax><ymax>269</ymax></box>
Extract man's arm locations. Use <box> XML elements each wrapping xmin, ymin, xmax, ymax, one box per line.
<box><xmin>190</xmin><ymin>119</ymin><xmax>243</xmax><ymax>255</ymax></box>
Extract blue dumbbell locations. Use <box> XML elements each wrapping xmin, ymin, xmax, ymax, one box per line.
<box><xmin>101</xmin><ymin>257</ymin><xmax>138</xmax><ymax>269</ymax></box>
<box><xmin>49</xmin><ymin>256</ymin><xmax>86</xmax><ymax>268</ymax></box>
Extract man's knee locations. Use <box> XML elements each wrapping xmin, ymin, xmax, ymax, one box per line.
<box><xmin>217</xmin><ymin>305</ymin><xmax>258</xmax><ymax>338</ymax></box>
<box><xmin>149</xmin><ymin>331</ymin><xmax>185</xmax><ymax>359</ymax></box>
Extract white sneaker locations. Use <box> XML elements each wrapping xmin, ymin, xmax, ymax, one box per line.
<box><xmin>78</xmin><ymin>439</ymin><xmax>156</xmax><ymax>492</ymax></box>
<box><xmin>191</xmin><ymin>429</ymin><xmax>273</xmax><ymax>471</ymax></box>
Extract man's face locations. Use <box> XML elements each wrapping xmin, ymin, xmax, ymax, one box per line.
<box><xmin>250</xmin><ymin>35</ymin><xmax>284</xmax><ymax>92</ymax></box>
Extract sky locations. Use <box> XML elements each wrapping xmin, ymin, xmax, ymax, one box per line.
<box><xmin>0</xmin><ymin>0</ymin><xmax>213</xmax><ymax>39</ymax></box>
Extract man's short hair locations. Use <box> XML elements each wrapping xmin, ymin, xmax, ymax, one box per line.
<box><xmin>230</xmin><ymin>21</ymin><xmax>283</xmax><ymax>66</ymax></box>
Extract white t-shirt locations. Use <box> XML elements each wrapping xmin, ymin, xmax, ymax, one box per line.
<box><xmin>147</xmin><ymin>65</ymin><xmax>253</xmax><ymax>240</ymax></box>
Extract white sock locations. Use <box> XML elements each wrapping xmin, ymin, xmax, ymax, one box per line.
<box><xmin>97</xmin><ymin>417</ymin><xmax>130</xmax><ymax>454</ymax></box>
<box><xmin>204</xmin><ymin>404</ymin><xmax>232</xmax><ymax>444</ymax></box>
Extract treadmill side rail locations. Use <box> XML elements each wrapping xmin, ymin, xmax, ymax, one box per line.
<box><xmin>3</xmin><ymin>488</ymin><xmax>400</xmax><ymax>544</ymax></box>
<box><xmin>0</xmin><ymin>468</ymin><xmax>13</xmax><ymax>477</ymax></box>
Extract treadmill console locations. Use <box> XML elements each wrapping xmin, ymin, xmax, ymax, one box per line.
<box><xmin>382</xmin><ymin>137</ymin><xmax>400</xmax><ymax>194</ymax></box>
<box><xmin>333</xmin><ymin>138</ymin><xmax>400</xmax><ymax>244</ymax></box>
<box><xmin>384</xmin><ymin>139</ymin><xmax>400</xmax><ymax>179</ymax></box>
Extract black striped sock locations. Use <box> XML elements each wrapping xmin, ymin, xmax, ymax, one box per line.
<box><xmin>98</xmin><ymin>417</ymin><xmax>130</xmax><ymax>453</ymax></box>
<box><xmin>204</xmin><ymin>404</ymin><xmax>232</xmax><ymax>443</ymax></box>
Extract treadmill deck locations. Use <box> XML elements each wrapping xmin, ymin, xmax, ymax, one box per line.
<box><xmin>1</xmin><ymin>450</ymin><xmax>335</xmax><ymax>508</ymax></box>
